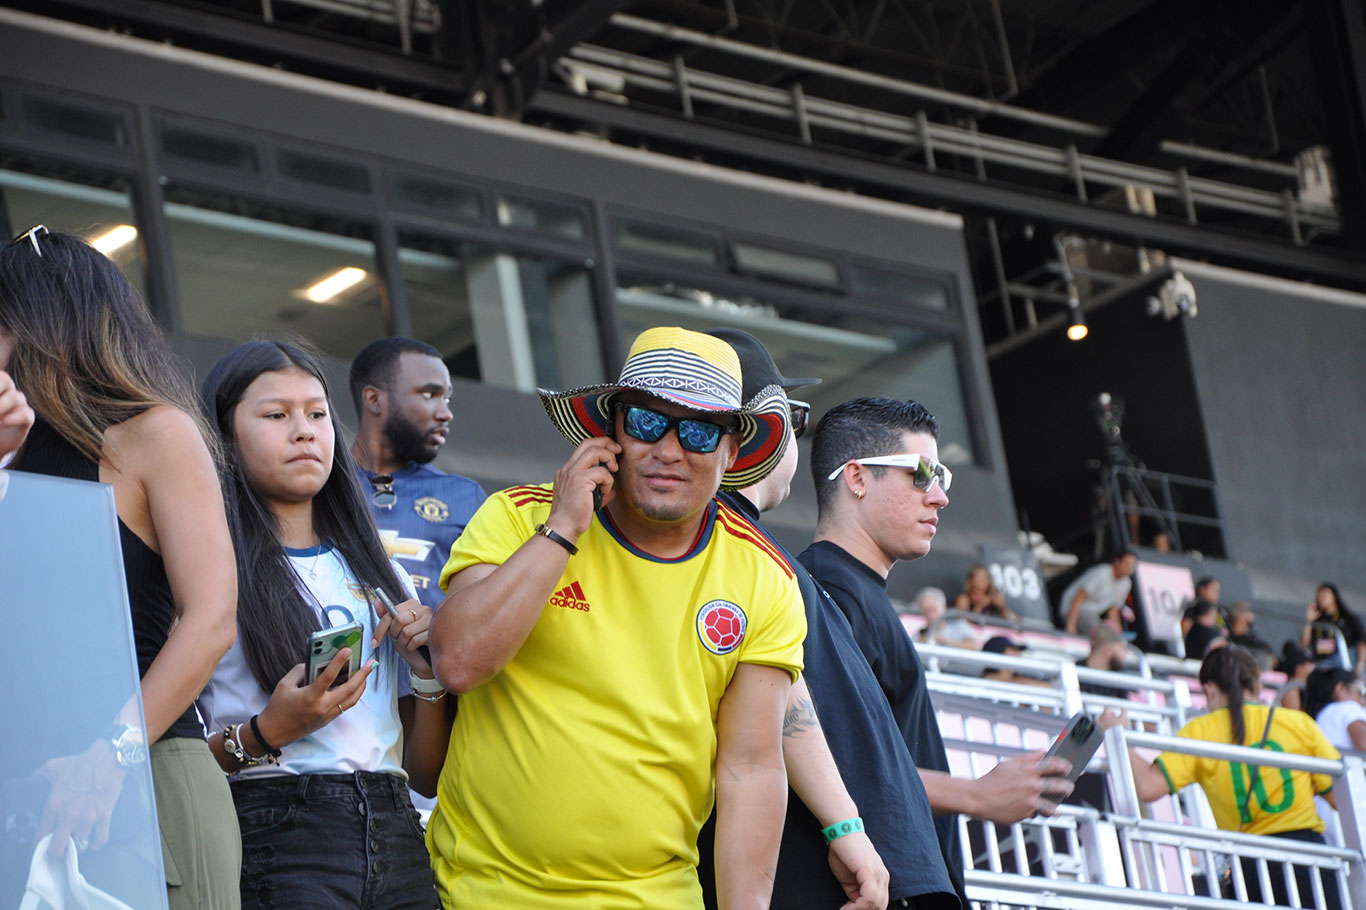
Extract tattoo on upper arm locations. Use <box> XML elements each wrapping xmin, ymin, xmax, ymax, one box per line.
<box><xmin>783</xmin><ymin>695</ymin><xmax>820</xmax><ymax>737</ymax></box>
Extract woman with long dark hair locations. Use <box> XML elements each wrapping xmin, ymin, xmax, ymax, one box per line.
<box><xmin>197</xmin><ymin>339</ymin><xmax>447</xmax><ymax>910</ymax></box>
<box><xmin>1101</xmin><ymin>646</ymin><xmax>1343</xmax><ymax>908</ymax></box>
<box><xmin>1304</xmin><ymin>666</ymin><xmax>1366</xmax><ymax>753</ymax></box>
<box><xmin>1</xmin><ymin>227</ymin><xmax>240</xmax><ymax>908</ymax></box>
<box><xmin>1302</xmin><ymin>583</ymin><xmax>1365</xmax><ymax>673</ymax></box>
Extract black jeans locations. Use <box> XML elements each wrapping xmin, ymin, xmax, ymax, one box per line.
<box><xmin>232</xmin><ymin>771</ymin><xmax>440</xmax><ymax>910</ymax></box>
<box><xmin>1238</xmin><ymin>828</ymin><xmax>1343</xmax><ymax>910</ymax></box>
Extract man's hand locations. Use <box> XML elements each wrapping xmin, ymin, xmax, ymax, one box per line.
<box><xmin>546</xmin><ymin>436</ymin><xmax>620</xmax><ymax>540</ymax></box>
<box><xmin>973</xmin><ymin>751</ymin><xmax>1074</xmax><ymax>822</ymax></box>
<box><xmin>828</xmin><ymin>831</ymin><xmax>889</xmax><ymax>910</ymax></box>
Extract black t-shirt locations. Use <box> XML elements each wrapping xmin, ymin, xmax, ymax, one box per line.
<box><xmin>698</xmin><ymin>497</ymin><xmax>957</xmax><ymax>909</ymax></box>
<box><xmin>798</xmin><ymin>540</ymin><xmax>966</xmax><ymax>907</ymax></box>
<box><xmin>1185</xmin><ymin>623</ymin><xmax>1226</xmax><ymax>659</ymax></box>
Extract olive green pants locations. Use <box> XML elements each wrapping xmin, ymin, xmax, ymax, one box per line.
<box><xmin>151</xmin><ymin>737</ymin><xmax>241</xmax><ymax>910</ymax></box>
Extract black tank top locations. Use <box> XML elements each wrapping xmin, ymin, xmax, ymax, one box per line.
<box><xmin>13</xmin><ymin>416</ymin><xmax>203</xmax><ymax>741</ymax></box>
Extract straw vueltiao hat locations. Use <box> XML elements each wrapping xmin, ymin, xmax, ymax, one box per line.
<box><xmin>538</xmin><ymin>326</ymin><xmax>791</xmax><ymax>491</ymax></box>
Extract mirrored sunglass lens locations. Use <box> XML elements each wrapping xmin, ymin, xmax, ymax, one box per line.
<box><xmin>624</xmin><ymin>407</ymin><xmax>669</xmax><ymax>442</ymax></box>
<box><xmin>790</xmin><ymin>406</ymin><xmax>809</xmax><ymax>438</ymax></box>
<box><xmin>910</xmin><ymin>457</ymin><xmax>950</xmax><ymax>492</ymax></box>
<box><xmin>373</xmin><ymin>490</ymin><xmax>396</xmax><ymax>507</ymax></box>
<box><xmin>677</xmin><ymin>420</ymin><xmax>722</xmax><ymax>452</ymax></box>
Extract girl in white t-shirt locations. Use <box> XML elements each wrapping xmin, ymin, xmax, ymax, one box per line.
<box><xmin>198</xmin><ymin>339</ymin><xmax>450</xmax><ymax>910</ymax></box>
<box><xmin>1305</xmin><ymin>666</ymin><xmax>1366</xmax><ymax>753</ymax></box>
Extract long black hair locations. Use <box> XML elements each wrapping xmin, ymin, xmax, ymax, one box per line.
<box><xmin>202</xmin><ymin>339</ymin><xmax>404</xmax><ymax>693</ymax></box>
<box><xmin>1199</xmin><ymin>645</ymin><xmax>1263</xmax><ymax>745</ymax></box>
<box><xmin>1304</xmin><ymin>666</ymin><xmax>1359</xmax><ymax>721</ymax></box>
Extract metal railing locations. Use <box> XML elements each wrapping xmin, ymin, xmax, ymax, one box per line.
<box><xmin>1107</xmin><ymin>464</ymin><xmax>1229</xmax><ymax>557</ymax></box>
<box><xmin>562</xmin><ymin>36</ymin><xmax>1337</xmax><ymax>244</ymax></box>
<box><xmin>1106</xmin><ymin>726</ymin><xmax>1366</xmax><ymax>908</ymax></box>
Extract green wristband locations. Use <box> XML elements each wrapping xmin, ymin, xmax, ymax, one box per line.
<box><xmin>821</xmin><ymin>816</ymin><xmax>864</xmax><ymax>844</ymax></box>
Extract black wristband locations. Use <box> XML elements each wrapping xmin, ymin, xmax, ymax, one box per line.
<box><xmin>534</xmin><ymin>523</ymin><xmax>579</xmax><ymax>556</ymax></box>
<box><xmin>249</xmin><ymin>714</ymin><xmax>283</xmax><ymax>758</ymax></box>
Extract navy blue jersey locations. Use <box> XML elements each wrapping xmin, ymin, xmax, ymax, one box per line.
<box><xmin>357</xmin><ymin>463</ymin><xmax>487</xmax><ymax>610</ymax></box>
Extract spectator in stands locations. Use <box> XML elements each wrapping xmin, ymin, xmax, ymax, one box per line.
<box><xmin>1183</xmin><ymin>599</ymin><xmax>1227</xmax><ymax>660</ymax></box>
<box><xmin>695</xmin><ymin>327</ymin><xmax>954</xmax><ymax>910</ymax></box>
<box><xmin>1302</xmin><ymin>582</ymin><xmax>1365</xmax><ymax>674</ymax></box>
<box><xmin>954</xmin><ymin>565</ymin><xmax>1017</xmax><ymax>621</ymax></box>
<box><xmin>915</xmin><ymin>586</ymin><xmax>975</xmax><ymax>648</ymax></box>
<box><xmin>1100</xmin><ymin>646</ymin><xmax>1343</xmax><ymax>909</ymax></box>
<box><xmin>427</xmin><ymin>327</ymin><xmax>806</xmax><ymax>908</ymax></box>
<box><xmin>1226</xmin><ymin>601</ymin><xmax>1273</xmax><ymax>665</ymax></box>
<box><xmin>198</xmin><ymin>340</ymin><xmax>448</xmax><ymax>909</ymax></box>
<box><xmin>1060</xmin><ymin>551</ymin><xmax>1137</xmax><ymax>635</ymax></box>
<box><xmin>1278</xmin><ymin>644</ymin><xmax>1317</xmax><ymax>712</ymax></box>
<box><xmin>803</xmin><ymin>397</ymin><xmax>1073</xmax><ymax>907</ymax></box>
<box><xmin>349</xmin><ymin>337</ymin><xmax>487</xmax><ymax>609</ymax></box>
<box><xmin>1078</xmin><ymin>624</ymin><xmax>1132</xmax><ymax>700</ymax></box>
<box><xmin>1150</xmin><ymin>531</ymin><xmax>1173</xmax><ymax>553</ymax></box>
<box><xmin>980</xmin><ymin>636</ymin><xmax>1049</xmax><ymax>687</ymax></box>
<box><xmin>1179</xmin><ymin>577</ymin><xmax>1223</xmax><ymax>639</ymax></box>
<box><xmin>1</xmin><ymin>227</ymin><xmax>241</xmax><ymax>908</ymax></box>
<box><xmin>1303</xmin><ymin>667</ymin><xmax>1366</xmax><ymax>752</ymax></box>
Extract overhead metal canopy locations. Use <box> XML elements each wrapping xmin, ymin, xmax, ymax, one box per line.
<box><xmin>6</xmin><ymin>0</ymin><xmax>1362</xmax><ymax>347</ymax></box>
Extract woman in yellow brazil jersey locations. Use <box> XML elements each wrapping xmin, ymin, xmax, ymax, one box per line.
<box><xmin>1100</xmin><ymin>645</ymin><xmax>1342</xmax><ymax>909</ymax></box>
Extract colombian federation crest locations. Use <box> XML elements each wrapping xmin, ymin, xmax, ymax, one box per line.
<box><xmin>696</xmin><ymin>600</ymin><xmax>747</xmax><ymax>655</ymax></box>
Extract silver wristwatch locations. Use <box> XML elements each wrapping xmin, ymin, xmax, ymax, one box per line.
<box><xmin>110</xmin><ymin>724</ymin><xmax>148</xmax><ymax>768</ymax></box>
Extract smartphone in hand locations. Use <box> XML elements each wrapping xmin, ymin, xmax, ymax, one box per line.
<box><xmin>1042</xmin><ymin>712</ymin><xmax>1103</xmax><ymax>782</ymax></box>
<box><xmin>304</xmin><ymin>622</ymin><xmax>364</xmax><ymax>688</ymax></box>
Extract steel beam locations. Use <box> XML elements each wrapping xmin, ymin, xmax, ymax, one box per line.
<box><xmin>18</xmin><ymin>0</ymin><xmax>470</xmax><ymax>100</ymax></box>
<box><xmin>530</xmin><ymin>90</ymin><xmax>1366</xmax><ymax>288</ymax></box>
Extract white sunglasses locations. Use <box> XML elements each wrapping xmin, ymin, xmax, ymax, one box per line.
<box><xmin>826</xmin><ymin>453</ymin><xmax>952</xmax><ymax>492</ymax></box>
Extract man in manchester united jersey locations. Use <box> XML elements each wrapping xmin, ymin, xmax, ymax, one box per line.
<box><xmin>426</xmin><ymin>326</ymin><xmax>807</xmax><ymax>909</ymax></box>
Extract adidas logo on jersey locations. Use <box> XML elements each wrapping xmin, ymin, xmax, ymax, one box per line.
<box><xmin>549</xmin><ymin>581</ymin><xmax>591</xmax><ymax>612</ymax></box>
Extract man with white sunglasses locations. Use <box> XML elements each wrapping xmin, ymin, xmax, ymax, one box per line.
<box><xmin>800</xmin><ymin>397</ymin><xmax>1073</xmax><ymax>903</ymax></box>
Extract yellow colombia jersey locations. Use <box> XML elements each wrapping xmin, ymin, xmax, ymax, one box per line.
<box><xmin>1155</xmin><ymin>703</ymin><xmax>1339</xmax><ymax>835</ymax></box>
<box><xmin>428</xmin><ymin>484</ymin><xmax>806</xmax><ymax>910</ymax></box>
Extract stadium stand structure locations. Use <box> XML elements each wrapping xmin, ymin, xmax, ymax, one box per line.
<box><xmin>918</xmin><ymin>637</ymin><xmax>1366</xmax><ymax>909</ymax></box>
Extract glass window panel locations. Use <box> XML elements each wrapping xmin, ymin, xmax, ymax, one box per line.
<box><xmin>165</xmin><ymin>193</ymin><xmax>383</xmax><ymax>360</ymax></box>
<box><xmin>401</xmin><ymin>233</ymin><xmax>605</xmax><ymax>391</ymax></box>
<box><xmin>276</xmin><ymin>149</ymin><xmax>371</xmax><ymax>193</ymax></box>
<box><xmin>0</xmin><ymin>168</ymin><xmax>147</xmax><ymax>300</ymax></box>
<box><xmin>390</xmin><ymin>173</ymin><xmax>483</xmax><ymax>221</ymax></box>
<box><xmin>732</xmin><ymin>241</ymin><xmax>841</xmax><ymax>288</ymax></box>
<box><xmin>612</xmin><ymin>218</ymin><xmax>719</xmax><ymax>265</ymax></box>
<box><xmin>496</xmin><ymin>195</ymin><xmax>586</xmax><ymax>239</ymax></box>
<box><xmin>615</xmin><ymin>279</ymin><xmax>975</xmax><ymax>465</ymax></box>
<box><xmin>21</xmin><ymin>95</ymin><xmax>128</xmax><ymax>147</ymax></box>
<box><xmin>849</xmin><ymin>264</ymin><xmax>949</xmax><ymax>311</ymax></box>
<box><xmin>161</xmin><ymin>127</ymin><xmax>260</xmax><ymax>172</ymax></box>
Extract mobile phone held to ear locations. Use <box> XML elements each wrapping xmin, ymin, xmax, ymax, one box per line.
<box><xmin>1042</xmin><ymin>712</ymin><xmax>1103</xmax><ymax>782</ymax></box>
<box><xmin>305</xmin><ymin>622</ymin><xmax>364</xmax><ymax>688</ymax></box>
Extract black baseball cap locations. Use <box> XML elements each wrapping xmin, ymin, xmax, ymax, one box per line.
<box><xmin>704</xmin><ymin>328</ymin><xmax>820</xmax><ymax>402</ymax></box>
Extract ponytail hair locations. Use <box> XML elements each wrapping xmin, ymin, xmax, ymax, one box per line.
<box><xmin>1199</xmin><ymin>645</ymin><xmax>1262</xmax><ymax>745</ymax></box>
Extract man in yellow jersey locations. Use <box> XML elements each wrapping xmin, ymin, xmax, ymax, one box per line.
<box><xmin>426</xmin><ymin>326</ymin><xmax>807</xmax><ymax>909</ymax></box>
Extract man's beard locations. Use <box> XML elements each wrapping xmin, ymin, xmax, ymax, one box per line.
<box><xmin>383</xmin><ymin>413</ymin><xmax>440</xmax><ymax>466</ymax></box>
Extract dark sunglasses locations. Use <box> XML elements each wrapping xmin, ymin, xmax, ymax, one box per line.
<box><xmin>368</xmin><ymin>474</ymin><xmax>396</xmax><ymax>509</ymax></box>
<box><xmin>788</xmin><ymin>399</ymin><xmax>810</xmax><ymax>440</ymax></box>
<box><xmin>616</xmin><ymin>404</ymin><xmax>735</xmax><ymax>454</ymax></box>
<box><xmin>8</xmin><ymin>225</ymin><xmax>48</xmax><ymax>257</ymax></box>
